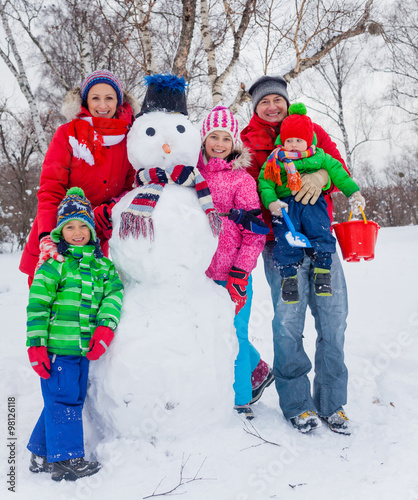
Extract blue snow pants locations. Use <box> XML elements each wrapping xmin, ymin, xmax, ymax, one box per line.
<box><xmin>216</xmin><ymin>275</ymin><xmax>261</xmax><ymax>406</ymax></box>
<box><xmin>27</xmin><ymin>355</ymin><xmax>89</xmax><ymax>462</ymax></box>
<box><xmin>271</xmin><ymin>195</ymin><xmax>336</xmax><ymax>277</ymax></box>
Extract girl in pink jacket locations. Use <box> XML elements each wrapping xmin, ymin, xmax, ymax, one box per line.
<box><xmin>198</xmin><ymin>106</ymin><xmax>273</xmax><ymax>419</ymax></box>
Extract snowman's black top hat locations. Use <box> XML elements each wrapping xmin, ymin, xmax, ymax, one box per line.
<box><xmin>138</xmin><ymin>74</ymin><xmax>188</xmax><ymax>117</ymax></box>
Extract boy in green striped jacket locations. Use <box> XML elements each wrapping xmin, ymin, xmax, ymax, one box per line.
<box><xmin>26</xmin><ymin>187</ymin><xmax>124</xmax><ymax>482</ymax></box>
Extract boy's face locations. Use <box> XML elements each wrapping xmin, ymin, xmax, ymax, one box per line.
<box><xmin>283</xmin><ymin>137</ymin><xmax>308</xmax><ymax>153</ymax></box>
<box><xmin>61</xmin><ymin>219</ymin><xmax>91</xmax><ymax>246</ymax></box>
<box><xmin>204</xmin><ymin>131</ymin><xmax>233</xmax><ymax>160</ymax></box>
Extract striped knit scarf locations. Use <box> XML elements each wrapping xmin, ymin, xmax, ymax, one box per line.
<box><xmin>264</xmin><ymin>145</ymin><xmax>316</xmax><ymax>192</ymax></box>
<box><xmin>119</xmin><ymin>165</ymin><xmax>222</xmax><ymax>240</ymax></box>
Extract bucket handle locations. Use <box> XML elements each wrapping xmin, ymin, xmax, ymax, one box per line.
<box><xmin>348</xmin><ymin>206</ymin><xmax>367</xmax><ymax>224</ymax></box>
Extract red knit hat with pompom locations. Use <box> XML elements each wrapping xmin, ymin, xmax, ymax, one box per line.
<box><xmin>280</xmin><ymin>103</ymin><xmax>313</xmax><ymax>148</ymax></box>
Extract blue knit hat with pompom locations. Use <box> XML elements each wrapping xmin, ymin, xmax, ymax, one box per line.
<box><xmin>50</xmin><ymin>187</ymin><xmax>96</xmax><ymax>243</ymax></box>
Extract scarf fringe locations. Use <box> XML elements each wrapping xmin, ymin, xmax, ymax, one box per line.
<box><xmin>286</xmin><ymin>172</ymin><xmax>302</xmax><ymax>192</ymax></box>
<box><xmin>119</xmin><ymin>212</ymin><xmax>155</xmax><ymax>241</ymax></box>
<box><xmin>120</xmin><ymin>165</ymin><xmax>219</xmax><ymax>241</ymax></box>
<box><xmin>264</xmin><ymin>146</ymin><xmax>317</xmax><ymax>192</ymax></box>
<box><xmin>264</xmin><ymin>149</ymin><xmax>282</xmax><ymax>186</ymax></box>
<box><xmin>208</xmin><ymin>211</ymin><xmax>223</xmax><ymax>237</ymax></box>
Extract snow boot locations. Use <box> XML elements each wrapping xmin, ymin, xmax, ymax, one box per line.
<box><xmin>51</xmin><ymin>457</ymin><xmax>102</xmax><ymax>482</ymax></box>
<box><xmin>29</xmin><ymin>453</ymin><xmax>54</xmax><ymax>473</ymax></box>
<box><xmin>290</xmin><ymin>410</ymin><xmax>322</xmax><ymax>433</ymax></box>
<box><xmin>234</xmin><ymin>404</ymin><xmax>254</xmax><ymax>420</ymax></box>
<box><xmin>250</xmin><ymin>365</ymin><xmax>274</xmax><ymax>404</ymax></box>
<box><xmin>314</xmin><ymin>268</ymin><xmax>332</xmax><ymax>296</ymax></box>
<box><xmin>321</xmin><ymin>410</ymin><xmax>351</xmax><ymax>435</ymax></box>
<box><xmin>281</xmin><ymin>276</ymin><xmax>299</xmax><ymax>303</ymax></box>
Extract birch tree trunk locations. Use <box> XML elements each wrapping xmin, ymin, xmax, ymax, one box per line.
<box><xmin>0</xmin><ymin>1</ymin><xmax>48</xmax><ymax>155</ymax></box>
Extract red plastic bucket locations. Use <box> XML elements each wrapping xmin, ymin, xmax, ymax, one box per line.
<box><xmin>333</xmin><ymin>208</ymin><xmax>380</xmax><ymax>262</ymax></box>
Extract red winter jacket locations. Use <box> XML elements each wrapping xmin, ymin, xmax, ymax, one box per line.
<box><xmin>240</xmin><ymin>112</ymin><xmax>349</xmax><ymax>241</ymax></box>
<box><xmin>20</xmin><ymin>102</ymin><xmax>136</xmax><ymax>278</ymax></box>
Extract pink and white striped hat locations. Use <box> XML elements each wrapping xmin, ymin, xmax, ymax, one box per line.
<box><xmin>201</xmin><ymin>106</ymin><xmax>239</xmax><ymax>148</ymax></box>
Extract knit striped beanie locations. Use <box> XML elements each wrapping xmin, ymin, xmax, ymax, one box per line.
<box><xmin>50</xmin><ymin>187</ymin><xmax>97</xmax><ymax>243</ymax></box>
<box><xmin>80</xmin><ymin>69</ymin><xmax>124</xmax><ymax>107</ymax></box>
<box><xmin>201</xmin><ymin>106</ymin><xmax>239</xmax><ymax>148</ymax></box>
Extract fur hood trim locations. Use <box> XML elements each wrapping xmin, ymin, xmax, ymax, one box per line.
<box><xmin>230</xmin><ymin>145</ymin><xmax>253</xmax><ymax>171</ymax></box>
<box><xmin>61</xmin><ymin>86</ymin><xmax>140</xmax><ymax>121</ymax></box>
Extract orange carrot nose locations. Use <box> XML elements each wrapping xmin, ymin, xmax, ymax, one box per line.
<box><xmin>162</xmin><ymin>144</ymin><xmax>171</xmax><ymax>154</ymax></box>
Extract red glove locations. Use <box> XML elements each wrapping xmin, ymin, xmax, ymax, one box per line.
<box><xmin>28</xmin><ymin>346</ymin><xmax>51</xmax><ymax>379</ymax></box>
<box><xmin>86</xmin><ymin>326</ymin><xmax>115</xmax><ymax>361</ymax></box>
<box><xmin>94</xmin><ymin>201</ymin><xmax>115</xmax><ymax>241</ymax></box>
<box><xmin>226</xmin><ymin>266</ymin><xmax>249</xmax><ymax>314</ymax></box>
<box><xmin>36</xmin><ymin>235</ymin><xmax>64</xmax><ymax>272</ymax></box>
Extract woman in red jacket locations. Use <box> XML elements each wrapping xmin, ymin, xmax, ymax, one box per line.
<box><xmin>20</xmin><ymin>70</ymin><xmax>139</xmax><ymax>284</ymax></box>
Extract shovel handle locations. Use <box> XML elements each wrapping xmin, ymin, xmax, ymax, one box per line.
<box><xmin>348</xmin><ymin>206</ymin><xmax>367</xmax><ymax>224</ymax></box>
<box><xmin>281</xmin><ymin>210</ymin><xmax>296</xmax><ymax>235</ymax></box>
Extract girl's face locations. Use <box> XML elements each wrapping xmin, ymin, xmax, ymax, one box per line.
<box><xmin>87</xmin><ymin>83</ymin><xmax>118</xmax><ymax>118</ymax></box>
<box><xmin>204</xmin><ymin>131</ymin><xmax>233</xmax><ymax>160</ymax></box>
<box><xmin>283</xmin><ymin>137</ymin><xmax>308</xmax><ymax>153</ymax></box>
<box><xmin>61</xmin><ymin>219</ymin><xmax>91</xmax><ymax>246</ymax></box>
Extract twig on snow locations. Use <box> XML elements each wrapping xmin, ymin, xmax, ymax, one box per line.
<box><xmin>143</xmin><ymin>454</ymin><xmax>215</xmax><ymax>498</ymax></box>
<box><xmin>241</xmin><ymin>421</ymin><xmax>281</xmax><ymax>450</ymax></box>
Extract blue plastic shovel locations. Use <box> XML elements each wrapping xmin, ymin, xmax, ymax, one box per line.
<box><xmin>281</xmin><ymin>210</ymin><xmax>312</xmax><ymax>248</ymax></box>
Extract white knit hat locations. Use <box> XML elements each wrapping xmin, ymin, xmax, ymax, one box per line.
<box><xmin>201</xmin><ymin>106</ymin><xmax>239</xmax><ymax>147</ymax></box>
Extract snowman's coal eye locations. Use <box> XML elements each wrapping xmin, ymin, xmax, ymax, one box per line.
<box><xmin>176</xmin><ymin>125</ymin><xmax>186</xmax><ymax>134</ymax></box>
<box><xmin>146</xmin><ymin>127</ymin><xmax>155</xmax><ymax>136</ymax></box>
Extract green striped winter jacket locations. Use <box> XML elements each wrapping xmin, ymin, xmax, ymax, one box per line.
<box><xmin>26</xmin><ymin>244</ymin><xmax>124</xmax><ymax>356</ymax></box>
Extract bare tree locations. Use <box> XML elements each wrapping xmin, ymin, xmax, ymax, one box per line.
<box><xmin>0</xmin><ymin>113</ymin><xmax>41</xmax><ymax>249</ymax></box>
<box><xmin>295</xmin><ymin>40</ymin><xmax>384</xmax><ymax>172</ymax></box>
<box><xmin>0</xmin><ymin>0</ymin><xmax>48</xmax><ymax>155</ymax></box>
<box><xmin>375</xmin><ymin>0</ymin><xmax>418</xmax><ymax>123</ymax></box>
<box><xmin>253</xmin><ymin>0</ymin><xmax>380</xmax><ymax>79</ymax></box>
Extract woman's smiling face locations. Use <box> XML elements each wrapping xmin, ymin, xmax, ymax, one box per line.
<box><xmin>87</xmin><ymin>83</ymin><xmax>118</xmax><ymax>118</ymax></box>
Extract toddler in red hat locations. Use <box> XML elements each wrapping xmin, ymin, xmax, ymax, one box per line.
<box><xmin>258</xmin><ymin>103</ymin><xmax>365</xmax><ymax>304</ymax></box>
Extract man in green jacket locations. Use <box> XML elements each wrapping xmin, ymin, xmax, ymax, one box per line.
<box><xmin>258</xmin><ymin>103</ymin><xmax>365</xmax><ymax>304</ymax></box>
<box><xmin>26</xmin><ymin>187</ymin><xmax>124</xmax><ymax>482</ymax></box>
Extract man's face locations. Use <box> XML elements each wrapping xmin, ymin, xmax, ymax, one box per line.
<box><xmin>255</xmin><ymin>94</ymin><xmax>288</xmax><ymax>123</ymax></box>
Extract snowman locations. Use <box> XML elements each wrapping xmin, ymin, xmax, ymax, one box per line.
<box><xmin>88</xmin><ymin>75</ymin><xmax>236</xmax><ymax>443</ymax></box>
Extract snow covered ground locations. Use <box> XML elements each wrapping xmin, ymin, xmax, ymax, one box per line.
<box><xmin>1</xmin><ymin>224</ymin><xmax>418</xmax><ymax>500</ymax></box>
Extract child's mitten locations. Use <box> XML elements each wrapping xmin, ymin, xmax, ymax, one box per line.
<box><xmin>226</xmin><ymin>266</ymin><xmax>249</xmax><ymax>314</ymax></box>
<box><xmin>86</xmin><ymin>326</ymin><xmax>115</xmax><ymax>361</ymax></box>
<box><xmin>28</xmin><ymin>346</ymin><xmax>51</xmax><ymax>379</ymax></box>
<box><xmin>228</xmin><ymin>209</ymin><xmax>269</xmax><ymax>235</ymax></box>
<box><xmin>268</xmin><ymin>200</ymin><xmax>288</xmax><ymax>217</ymax></box>
<box><xmin>348</xmin><ymin>191</ymin><xmax>366</xmax><ymax>216</ymax></box>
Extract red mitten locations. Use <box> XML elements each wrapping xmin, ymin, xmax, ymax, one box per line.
<box><xmin>28</xmin><ymin>346</ymin><xmax>51</xmax><ymax>379</ymax></box>
<box><xmin>36</xmin><ymin>235</ymin><xmax>64</xmax><ymax>272</ymax></box>
<box><xmin>94</xmin><ymin>201</ymin><xmax>115</xmax><ymax>241</ymax></box>
<box><xmin>86</xmin><ymin>326</ymin><xmax>115</xmax><ymax>361</ymax></box>
<box><xmin>226</xmin><ymin>266</ymin><xmax>249</xmax><ymax>314</ymax></box>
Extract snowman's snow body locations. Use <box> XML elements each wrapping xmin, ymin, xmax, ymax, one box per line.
<box><xmin>89</xmin><ymin>111</ymin><xmax>237</xmax><ymax>440</ymax></box>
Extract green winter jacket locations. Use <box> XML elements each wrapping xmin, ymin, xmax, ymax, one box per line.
<box><xmin>258</xmin><ymin>136</ymin><xmax>359</xmax><ymax>209</ymax></box>
<box><xmin>26</xmin><ymin>244</ymin><xmax>124</xmax><ymax>356</ymax></box>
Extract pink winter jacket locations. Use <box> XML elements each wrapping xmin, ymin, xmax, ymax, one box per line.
<box><xmin>197</xmin><ymin>146</ymin><xmax>266</xmax><ymax>281</ymax></box>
